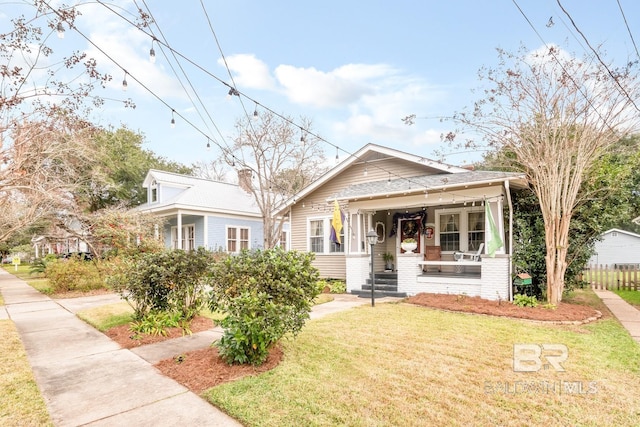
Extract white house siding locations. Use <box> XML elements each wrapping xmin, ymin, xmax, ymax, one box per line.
<box><xmin>589</xmin><ymin>229</ymin><xmax>640</xmax><ymax>266</ymax></box>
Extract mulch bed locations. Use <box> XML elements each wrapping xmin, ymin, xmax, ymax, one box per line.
<box><xmin>104</xmin><ymin>316</ymin><xmax>215</xmax><ymax>349</ymax></box>
<box><xmin>406</xmin><ymin>293</ymin><xmax>602</xmax><ymax>323</ymax></box>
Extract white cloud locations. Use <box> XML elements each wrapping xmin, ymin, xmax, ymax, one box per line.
<box><xmin>220</xmin><ymin>54</ymin><xmax>275</xmax><ymax>90</ymax></box>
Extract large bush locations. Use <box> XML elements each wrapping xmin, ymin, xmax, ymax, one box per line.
<box><xmin>46</xmin><ymin>258</ymin><xmax>104</xmax><ymax>293</ymax></box>
<box><xmin>209</xmin><ymin>248</ymin><xmax>320</xmax><ymax>365</ymax></box>
<box><xmin>106</xmin><ymin>248</ymin><xmax>214</xmax><ymax>320</ymax></box>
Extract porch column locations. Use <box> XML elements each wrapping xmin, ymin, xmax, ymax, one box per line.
<box><xmin>177</xmin><ymin>210</ymin><xmax>183</xmax><ymax>249</ymax></box>
<box><xmin>203</xmin><ymin>215</ymin><xmax>208</xmax><ymax>249</ymax></box>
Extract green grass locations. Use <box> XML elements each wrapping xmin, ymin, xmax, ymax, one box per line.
<box><xmin>613</xmin><ymin>289</ymin><xmax>640</xmax><ymax>307</ymax></box>
<box><xmin>0</xmin><ymin>320</ymin><xmax>52</xmax><ymax>426</ymax></box>
<box><xmin>77</xmin><ymin>302</ymin><xmax>134</xmax><ymax>331</ymax></box>
<box><xmin>204</xmin><ymin>300</ymin><xmax>640</xmax><ymax>426</ymax></box>
<box><xmin>3</xmin><ymin>265</ymin><xmax>52</xmax><ymax>293</ymax></box>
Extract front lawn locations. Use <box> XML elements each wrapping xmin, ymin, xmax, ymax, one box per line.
<box><xmin>204</xmin><ymin>302</ymin><xmax>640</xmax><ymax>426</ymax></box>
<box><xmin>613</xmin><ymin>289</ymin><xmax>640</xmax><ymax>308</ymax></box>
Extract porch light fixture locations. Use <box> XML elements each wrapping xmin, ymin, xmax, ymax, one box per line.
<box><xmin>366</xmin><ymin>229</ymin><xmax>378</xmax><ymax>307</ymax></box>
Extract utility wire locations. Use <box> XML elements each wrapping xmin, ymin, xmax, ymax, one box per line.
<box><xmin>616</xmin><ymin>0</ymin><xmax>640</xmax><ymax>61</ymax></box>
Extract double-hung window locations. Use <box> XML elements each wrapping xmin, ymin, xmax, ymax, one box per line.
<box><xmin>227</xmin><ymin>226</ymin><xmax>249</xmax><ymax>252</ymax></box>
<box><xmin>309</xmin><ymin>217</ymin><xmax>345</xmax><ymax>254</ymax></box>
<box><xmin>436</xmin><ymin>208</ymin><xmax>486</xmax><ymax>253</ymax></box>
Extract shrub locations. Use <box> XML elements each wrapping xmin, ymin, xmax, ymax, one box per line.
<box><xmin>29</xmin><ymin>254</ymin><xmax>58</xmax><ymax>275</ymax></box>
<box><xmin>209</xmin><ymin>248</ymin><xmax>320</xmax><ymax>365</ymax></box>
<box><xmin>106</xmin><ymin>248</ymin><xmax>213</xmax><ymax>321</ymax></box>
<box><xmin>513</xmin><ymin>294</ymin><xmax>538</xmax><ymax>308</ymax></box>
<box><xmin>129</xmin><ymin>311</ymin><xmax>188</xmax><ymax>338</ymax></box>
<box><xmin>45</xmin><ymin>258</ymin><xmax>104</xmax><ymax>293</ymax></box>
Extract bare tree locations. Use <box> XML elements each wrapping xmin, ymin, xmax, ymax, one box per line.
<box><xmin>227</xmin><ymin>110</ymin><xmax>327</xmax><ymax>249</ymax></box>
<box><xmin>455</xmin><ymin>45</ymin><xmax>640</xmax><ymax>304</ymax></box>
<box><xmin>191</xmin><ymin>158</ymin><xmax>229</xmax><ymax>182</ymax></box>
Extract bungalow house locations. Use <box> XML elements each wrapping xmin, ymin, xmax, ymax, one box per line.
<box><xmin>137</xmin><ymin>169</ymin><xmax>283</xmax><ymax>252</ymax></box>
<box><xmin>277</xmin><ymin>144</ymin><xmax>527</xmax><ymax>301</ymax></box>
<box><xmin>588</xmin><ymin>228</ymin><xmax>640</xmax><ymax>267</ymax></box>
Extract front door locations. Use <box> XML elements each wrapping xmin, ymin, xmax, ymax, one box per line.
<box><xmin>399</xmin><ymin>218</ymin><xmax>421</xmax><ymax>253</ymax></box>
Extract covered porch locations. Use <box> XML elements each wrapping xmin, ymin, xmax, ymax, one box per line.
<box><xmin>337</xmin><ymin>171</ymin><xmax>525</xmax><ymax>301</ymax></box>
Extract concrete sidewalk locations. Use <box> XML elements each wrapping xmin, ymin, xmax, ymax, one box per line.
<box><xmin>593</xmin><ymin>289</ymin><xmax>640</xmax><ymax>344</ymax></box>
<box><xmin>1</xmin><ymin>269</ymin><xmax>397</xmax><ymax>426</ymax></box>
<box><xmin>0</xmin><ymin>269</ymin><xmax>241</xmax><ymax>427</ymax></box>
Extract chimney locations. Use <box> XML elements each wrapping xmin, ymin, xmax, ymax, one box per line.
<box><xmin>237</xmin><ymin>168</ymin><xmax>253</xmax><ymax>193</ymax></box>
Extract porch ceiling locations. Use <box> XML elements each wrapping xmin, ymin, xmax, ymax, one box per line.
<box><xmin>329</xmin><ymin>170</ymin><xmax>527</xmax><ymax>202</ymax></box>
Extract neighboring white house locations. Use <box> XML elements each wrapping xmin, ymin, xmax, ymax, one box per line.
<box><xmin>588</xmin><ymin>228</ymin><xmax>640</xmax><ymax>267</ymax></box>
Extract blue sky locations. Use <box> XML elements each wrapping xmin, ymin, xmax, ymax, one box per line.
<box><xmin>3</xmin><ymin>1</ymin><xmax>640</xmax><ymax>167</ymax></box>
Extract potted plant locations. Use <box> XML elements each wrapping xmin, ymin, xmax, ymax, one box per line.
<box><xmin>401</xmin><ymin>238</ymin><xmax>418</xmax><ymax>253</ymax></box>
<box><xmin>382</xmin><ymin>252</ymin><xmax>394</xmax><ymax>270</ymax></box>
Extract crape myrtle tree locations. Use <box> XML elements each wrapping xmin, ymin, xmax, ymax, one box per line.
<box><xmin>484</xmin><ymin>135</ymin><xmax>640</xmax><ymax>298</ymax></box>
<box><xmin>227</xmin><ymin>110</ymin><xmax>327</xmax><ymax>249</ymax></box>
<box><xmin>455</xmin><ymin>45</ymin><xmax>640</xmax><ymax>304</ymax></box>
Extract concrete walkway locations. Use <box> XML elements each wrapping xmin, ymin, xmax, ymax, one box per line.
<box><xmin>593</xmin><ymin>289</ymin><xmax>640</xmax><ymax>344</ymax></box>
<box><xmin>0</xmin><ymin>269</ymin><xmax>241</xmax><ymax>427</ymax></box>
<box><xmin>0</xmin><ymin>269</ymin><xmax>396</xmax><ymax>426</ymax></box>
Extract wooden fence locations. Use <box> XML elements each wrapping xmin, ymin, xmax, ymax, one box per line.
<box><xmin>583</xmin><ymin>264</ymin><xmax>640</xmax><ymax>291</ymax></box>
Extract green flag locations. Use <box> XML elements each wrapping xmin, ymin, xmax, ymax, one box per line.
<box><xmin>485</xmin><ymin>201</ymin><xmax>503</xmax><ymax>257</ymax></box>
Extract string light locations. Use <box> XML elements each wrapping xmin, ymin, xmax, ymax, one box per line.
<box><xmin>56</xmin><ymin>22</ymin><xmax>65</xmax><ymax>39</ymax></box>
<box><xmin>122</xmin><ymin>71</ymin><xmax>128</xmax><ymax>91</ymax></box>
<box><xmin>387</xmin><ymin>173</ymin><xmax>391</xmax><ymax>185</ymax></box>
<box><xmin>206</xmin><ymin>139</ymin><xmax>211</xmax><ymax>150</ymax></box>
<box><xmin>226</xmin><ymin>87</ymin><xmax>239</xmax><ymax>99</ymax></box>
<box><xmin>170</xmin><ymin>110</ymin><xmax>175</xmax><ymax>128</ymax></box>
<box><xmin>149</xmin><ymin>40</ymin><xmax>156</xmax><ymax>63</ymax></box>
<box><xmin>253</xmin><ymin>103</ymin><xmax>259</xmax><ymax>120</ymax></box>
<box><xmin>335</xmin><ymin>147</ymin><xmax>339</xmax><ymax>163</ymax></box>
<box><xmin>363</xmin><ymin>164</ymin><xmax>368</xmax><ymax>177</ymax></box>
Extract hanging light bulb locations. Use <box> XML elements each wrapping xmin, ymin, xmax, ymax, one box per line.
<box><xmin>206</xmin><ymin>139</ymin><xmax>211</xmax><ymax>150</ymax></box>
<box><xmin>170</xmin><ymin>110</ymin><xmax>175</xmax><ymax>128</ymax></box>
<box><xmin>56</xmin><ymin>22</ymin><xmax>65</xmax><ymax>39</ymax></box>
<box><xmin>253</xmin><ymin>103</ymin><xmax>259</xmax><ymax>120</ymax></box>
<box><xmin>335</xmin><ymin>147</ymin><xmax>339</xmax><ymax>163</ymax></box>
<box><xmin>149</xmin><ymin>43</ymin><xmax>156</xmax><ymax>63</ymax></box>
<box><xmin>122</xmin><ymin>71</ymin><xmax>128</xmax><ymax>91</ymax></box>
<box><xmin>424</xmin><ymin>190</ymin><xmax>429</xmax><ymax>199</ymax></box>
<box><xmin>363</xmin><ymin>165</ymin><xmax>368</xmax><ymax>177</ymax></box>
<box><xmin>226</xmin><ymin>87</ymin><xmax>239</xmax><ymax>99</ymax></box>
<box><xmin>387</xmin><ymin>173</ymin><xmax>391</xmax><ymax>185</ymax></box>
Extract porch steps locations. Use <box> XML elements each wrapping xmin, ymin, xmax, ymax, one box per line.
<box><xmin>351</xmin><ymin>272</ymin><xmax>407</xmax><ymax>298</ymax></box>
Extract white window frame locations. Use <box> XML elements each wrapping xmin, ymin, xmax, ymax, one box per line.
<box><xmin>307</xmin><ymin>217</ymin><xmax>345</xmax><ymax>255</ymax></box>
<box><xmin>435</xmin><ymin>207</ymin><xmax>484</xmax><ymax>254</ymax></box>
<box><xmin>277</xmin><ymin>230</ymin><xmax>289</xmax><ymax>250</ymax></box>
<box><xmin>226</xmin><ymin>226</ymin><xmax>250</xmax><ymax>253</ymax></box>
<box><xmin>150</xmin><ymin>180</ymin><xmax>158</xmax><ymax>203</ymax></box>
<box><xmin>171</xmin><ymin>224</ymin><xmax>195</xmax><ymax>250</ymax></box>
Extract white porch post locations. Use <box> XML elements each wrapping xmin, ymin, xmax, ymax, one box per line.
<box><xmin>203</xmin><ymin>215</ymin><xmax>209</xmax><ymax>249</ymax></box>
<box><xmin>177</xmin><ymin>210</ymin><xmax>183</xmax><ymax>249</ymax></box>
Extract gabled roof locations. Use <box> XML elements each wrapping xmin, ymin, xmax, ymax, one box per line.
<box><xmin>138</xmin><ymin>169</ymin><xmax>261</xmax><ymax>217</ymax></box>
<box><xmin>331</xmin><ymin>170</ymin><xmax>526</xmax><ymax>201</ymax></box>
<box><xmin>601</xmin><ymin>228</ymin><xmax>640</xmax><ymax>239</ymax></box>
<box><xmin>277</xmin><ymin>143</ymin><xmax>526</xmax><ymax>213</ymax></box>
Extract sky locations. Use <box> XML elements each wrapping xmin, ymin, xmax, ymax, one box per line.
<box><xmin>3</xmin><ymin>0</ymin><xmax>640</xmax><ymax>169</ymax></box>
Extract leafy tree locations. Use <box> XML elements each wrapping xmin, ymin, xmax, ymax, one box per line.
<box><xmin>486</xmin><ymin>134</ymin><xmax>640</xmax><ymax>298</ymax></box>
<box><xmin>227</xmin><ymin>110</ymin><xmax>328</xmax><ymax>248</ymax></box>
<box><xmin>454</xmin><ymin>45</ymin><xmax>640</xmax><ymax>304</ymax></box>
<box><xmin>80</xmin><ymin>127</ymin><xmax>192</xmax><ymax>211</ymax></box>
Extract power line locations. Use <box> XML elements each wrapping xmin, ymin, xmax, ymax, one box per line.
<box><xmin>616</xmin><ymin>0</ymin><xmax>640</xmax><ymax>61</ymax></box>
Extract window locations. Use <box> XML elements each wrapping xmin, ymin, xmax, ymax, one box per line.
<box><xmin>227</xmin><ymin>226</ymin><xmax>250</xmax><ymax>252</ymax></box>
<box><xmin>436</xmin><ymin>208</ymin><xmax>487</xmax><ymax>253</ymax></box>
<box><xmin>310</xmin><ymin>220</ymin><xmax>324</xmax><ymax>253</ymax></box>
<box><xmin>309</xmin><ymin>218</ymin><xmax>345</xmax><ymax>254</ymax></box>
<box><xmin>439</xmin><ymin>213</ymin><xmax>460</xmax><ymax>252</ymax></box>
<box><xmin>467</xmin><ymin>211</ymin><xmax>485</xmax><ymax>252</ymax></box>
<box><xmin>171</xmin><ymin>224</ymin><xmax>195</xmax><ymax>250</ymax></box>
<box><xmin>277</xmin><ymin>230</ymin><xmax>289</xmax><ymax>250</ymax></box>
<box><xmin>150</xmin><ymin>180</ymin><xmax>158</xmax><ymax>203</ymax></box>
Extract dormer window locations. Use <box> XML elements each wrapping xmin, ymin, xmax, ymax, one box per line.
<box><xmin>150</xmin><ymin>180</ymin><xmax>158</xmax><ymax>203</ymax></box>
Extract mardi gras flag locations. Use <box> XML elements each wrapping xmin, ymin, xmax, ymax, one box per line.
<box><xmin>330</xmin><ymin>199</ymin><xmax>344</xmax><ymax>244</ymax></box>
